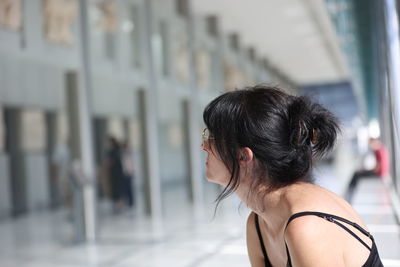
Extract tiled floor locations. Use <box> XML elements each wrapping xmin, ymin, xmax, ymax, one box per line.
<box><xmin>0</xmin><ymin>166</ymin><xmax>399</xmax><ymax>267</ymax></box>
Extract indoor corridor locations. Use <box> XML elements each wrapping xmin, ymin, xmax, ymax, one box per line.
<box><xmin>1</xmin><ymin>0</ymin><xmax>400</xmax><ymax>266</ymax></box>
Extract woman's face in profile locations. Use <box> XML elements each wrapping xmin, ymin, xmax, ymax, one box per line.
<box><xmin>201</xmin><ymin>138</ymin><xmax>231</xmax><ymax>186</ymax></box>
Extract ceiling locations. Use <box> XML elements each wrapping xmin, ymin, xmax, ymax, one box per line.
<box><xmin>192</xmin><ymin>0</ymin><xmax>349</xmax><ymax>86</ymax></box>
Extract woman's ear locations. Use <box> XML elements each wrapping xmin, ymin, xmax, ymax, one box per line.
<box><xmin>239</xmin><ymin>147</ymin><xmax>254</xmax><ymax>165</ymax></box>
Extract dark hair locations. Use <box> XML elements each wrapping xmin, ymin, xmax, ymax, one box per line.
<box><xmin>203</xmin><ymin>85</ymin><xmax>340</xmax><ymax>206</ymax></box>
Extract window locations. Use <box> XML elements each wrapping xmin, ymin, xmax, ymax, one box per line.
<box><xmin>97</xmin><ymin>0</ymin><xmax>118</xmax><ymax>60</ymax></box>
<box><xmin>22</xmin><ymin>110</ymin><xmax>46</xmax><ymax>151</ymax></box>
<box><xmin>153</xmin><ymin>20</ymin><xmax>170</xmax><ymax>76</ymax></box>
<box><xmin>196</xmin><ymin>50</ymin><xmax>210</xmax><ymax>89</ymax></box>
<box><xmin>175</xmin><ymin>33</ymin><xmax>189</xmax><ymax>83</ymax></box>
<box><xmin>127</xmin><ymin>5</ymin><xmax>141</xmax><ymax>68</ymax></box>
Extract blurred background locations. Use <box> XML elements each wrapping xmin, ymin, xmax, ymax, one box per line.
<box><xmin>0</xmin><ymin>0</ymin><xmax>399</xmax><ymax>266</ymax></box>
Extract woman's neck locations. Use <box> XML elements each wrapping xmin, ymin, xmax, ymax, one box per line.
<box><xmin>235</xmin><ymin>181</ymin><xmax>297</xmax><ymax>233</ymax></box>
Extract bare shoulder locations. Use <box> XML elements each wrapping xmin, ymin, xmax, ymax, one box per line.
<box><xmin>285</xmin><ymin>215</ymin><xmax>345</xmax><ymax>267</ymax></box>
<box><xmin>297</xmin><ymin>184</ymin><xmax>368</xmax><ymax>229</ymax></box>
<box><xmin>285</xmin><ymin>215</ymin><xmax>330</xmax><ymax>244</ymax></box>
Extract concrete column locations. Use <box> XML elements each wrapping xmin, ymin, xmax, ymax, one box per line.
<box><xmin>185</xmin><ymin>0</ymin><xmax>205</xmax><ymax>213</ymax></box>
<box><xmin>62</xmin><ymin>0</ymin><xmax>98</xmax><ymax>243</ymax></box>
<box><xmin>123</xmin><ymin>119</ymin><xmax>130</xmax><ymax>142</ymax></box>
<box><xmin>65</xmin><ymin>72</ymin><xmax>96</xmax><ymax>243</ymax></box>
<box><xmin>0</xmin><ymin>108</ymin><xmax>11</xmax><ymax>219</ymax></box>
<box><xmin>4</xmin><ymin>108</ymin><xmax>27</xmax><ymax>216</ymax></box>
<box><xmin>142</xmin><ymin>0</ymin><xmax>162</xmax><ymax>221</ymax></box>
<box><xmin>182</xmin><ymin>99</ymin><xmax>204</xmax><ymax>210</ymax></box>
<box><xmin>206</xmin><ymin>15</ymin><xmax>225</xmax><ymax>95</ymax></box>
<box><xmin>92</xmin><ymin>118</ymin><xmax>107</xmax><ymax>166</ymax></box>
<box><xmin>45</xmin><ymin>112</ymin><xmax>59</xmax><ymax>208</ymax></box>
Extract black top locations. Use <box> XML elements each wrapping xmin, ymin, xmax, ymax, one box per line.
<box><xmin>254</xmin><ymin>211</ymin><xmax>384</xmax><ymax>267</ymax></box>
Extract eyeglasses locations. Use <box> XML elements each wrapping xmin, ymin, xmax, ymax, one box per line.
<box><xmin>202</xmin><ymin>128</ymin><xmax>214</xmax><ymax>148</ymax></box>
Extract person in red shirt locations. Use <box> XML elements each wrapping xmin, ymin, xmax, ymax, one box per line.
<box><xmin>345</xmin><ymin>138</ymin><xmax>389</xmax><ymax>203</ymax></box>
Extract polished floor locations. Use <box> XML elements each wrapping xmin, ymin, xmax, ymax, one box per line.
<box><xmin>0</xmin><ymin>166</ymin><xmax>399</xmax><ymax>267</ymax></box>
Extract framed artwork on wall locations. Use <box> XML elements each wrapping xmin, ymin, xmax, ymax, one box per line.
<box><xmin>43</xmin><ymin>0</ymin><xmax>78</xmax><ymax>45</ymax></box>
<box><xmin>0</xmin><ymin>0</ymin><xmax>22</xmax><ymax>31</ymax></box>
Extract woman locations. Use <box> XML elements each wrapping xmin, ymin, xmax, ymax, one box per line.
<box><xmin>201</xmin><ymin>86</ymin><xmax>383</xmax><ymax>267</ymax></box>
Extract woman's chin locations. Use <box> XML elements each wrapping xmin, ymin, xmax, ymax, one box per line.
<box><xmin>205</xmin><ymin>173</ymin><xmax>217</xmax><ymax>183</ymax></box>
<box><xmin>205</xmin><ymin>174</ymin><xmax>213</xmax><ymax>182</ymax></box>
<box><xmin>205</xmin><ymin>174</ymin><xmax>226</xmax><ymax>186</ymax></box>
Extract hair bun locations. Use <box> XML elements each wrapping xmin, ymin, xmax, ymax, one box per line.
<box><xmin>308</xmin><ymin>100</ymin><xmax>340</xmax><ymax>158</ymax></box>
<box><xmin>288</xmin><ymin>96</ymin><xmax>339</xmax><ymax>158</ymax></box>
<box><xmin>310</xmin><ymin>129</ymin><xmax>318</xmax><ymax>145</ymax></box>
<box><xmin>288</xmin><ymin>96</ymin><xmax>312</xmax><ymax>149</ymax></box>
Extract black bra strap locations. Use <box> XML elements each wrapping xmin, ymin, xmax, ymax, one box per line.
<box><xmin>254</xmin><ymin>214</ymin><xmax>272</xmax><ymax>266</ymax></box>
<box><xmin>285</xmin><ymin>211</ymin><xmax>372</xmax><ymax>250</ymax></box>
<box><xmin>330</xmin><ymin>219</ymin><xmax>372</xmax><ymax>251</ymax></box>
<box><xmin>285</xmin><ymin>243</ymin><xmax>292</xmax><ymax>265</ymax></box>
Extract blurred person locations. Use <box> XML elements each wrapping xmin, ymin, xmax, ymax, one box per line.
<box><xmin>345</xmin><ymin>137</ymin><xmax>389</xmax><ymax>203</ymax></box>
<box><xmin>121</xmin><ymin>140</ymin><xmax>135</xmax><ymax>209</ymax></box>
<box><xmin>106</xmin><ymin>136</ymin><xmax>124</xmax><ymax>213</ymax></box>
<box><xmin>201</xmin><ymin>86</ymin><xmax>383</xmax><ymax>267</ymax></box>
